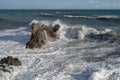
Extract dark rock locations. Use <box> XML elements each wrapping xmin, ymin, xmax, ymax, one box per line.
<box><xmin>13</xmin><ymin>58</ymin><xmax>22</xmax><ymax>66</ymax></box>
<box><xmin>26</xmin><ymin>23</ymin><xmax>59</xmax><ymax>49</ymax></box>
<box><xmin>0</xmin><ymin>56</ymin><xmax>22</xmax><ymax>74</ymax></box>
<box><xmin>53</xmin><ymin>24</ymin><xmax>60</xmax><ymax>32</ymax></box>
<box><xmin>6</xmin><ymin>56</ymin><xmax>14</xmax><ymax>66</ymax></box>
<box><xmin>0</xmin><ymin>56</ymin><xmax>22</xmax><ymax>66</ymax></box>
<box><xmin>0</xmin><ymin>68</ymin><xmax>11</xmax><ymax>73</ymax></box>
<box><xmin>0</xmin><ymin>58</ymin><xmax>7</xmax><ymax>64</ymax></box>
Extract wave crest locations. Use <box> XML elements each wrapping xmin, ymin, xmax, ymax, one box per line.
<box><xmin>29</xmin><ymin>19</ymin><xmax>120</xmax><ymax>42</ymax></box>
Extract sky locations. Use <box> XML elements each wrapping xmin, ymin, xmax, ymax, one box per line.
<box><xmin>0</xmin><ymin>0</ymin><xmax>120</xmax><ymax>9</ymax></box>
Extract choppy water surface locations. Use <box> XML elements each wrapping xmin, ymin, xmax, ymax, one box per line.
<box><xmin>0</xmin><ymin>10</ymin><xmax>120</xmax><ymax>80</ymax></box>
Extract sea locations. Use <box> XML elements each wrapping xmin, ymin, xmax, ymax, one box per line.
<box><xmin>0</xmin><ymin>10</ymin><xmax>120</xmax><ymax>80</ymax></box>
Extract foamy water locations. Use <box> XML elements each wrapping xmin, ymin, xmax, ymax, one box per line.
<box><xmin>0</xmin><ymin>20</ymin><xmax>120</xmax><ymax>80</ymax></box>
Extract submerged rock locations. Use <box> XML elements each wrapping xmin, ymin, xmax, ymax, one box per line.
<box><xmin>26</xmin><ymin>23</ymin><xmax>59</xmax><ymax>49</ymax></box>
<box><xmin>85</xmin><ymin>30</ymin><xmax>120</xmax><ymax>42</ymax></box>
<box><xmin>0</xmin><ymin>56</ymin><xmax>22</xmax><ymax>66</ymax></box>
<box><xmin>0</xmin><ymin>56</ymin><xmax>22</xmax><ymax>74</ymax></box>
<box><xmin>52</xmin><ymin>24</ymin><xmax>60</xmax><ymax>32</ymax></box>
<box><xmin>109</xmin><ymin>30</ymin><xmax>120</xmax><ymax>42</ymax></box>
<box><xmin>86</xmin><ymin>33</ymin><xmax>113</xmax><ymax>41</ymax></box>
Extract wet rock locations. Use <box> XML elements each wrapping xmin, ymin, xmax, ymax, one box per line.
<box><xmin>0</xmin><ymin>56</ymin><xmax>22</xmax><ymax>66</ymax></box>
<box><xmin>0</xmin><ymin>58</ymin><xmax>7</xmax><ymax>64</ymax></box>
<box><xmin>13</xmin><ymin>58</ymin><xmax>22</xmax><ymax>66</ymax></box>
<box><xmin>0</xmin><ymin>68</ymin><xmax>11</xmax><ymax>73</ymax></box>
<box><xmin>6</xmin><ymin>56</ymin><xmax>14</xmax><ymax>66</ymax></box>
<box><xmin>53</xmin><ymin>24</ymin><xmax>60</xmax><ymax>32</ymax></box>
<box><xmin>26</xmin><ymin>23</ymin><xmax>59</xmax><ymax>49</ymax></box>
<box><xmin>0</xmin><ymin>56</ymin><xmax>22</xmax><ymax>74</ymax></box>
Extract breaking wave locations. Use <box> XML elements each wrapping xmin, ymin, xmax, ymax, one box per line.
<box><xmin>63</xmin><ymin>15</ymin><xmax>120</xmax><ymax>21</ymax></box>
<box><xmin>28</xmin><ymin>19</ymin><xmax>120</xmax><ymax>42</ymax></box>
<box><xmin>0</xmin><ymin>19</ymin><xmax>120</xmax><ymax>80</ymax></box>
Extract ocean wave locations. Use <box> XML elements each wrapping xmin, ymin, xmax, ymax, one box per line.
<box><xmin>96</xmin><ymin>15</ymin><xmax>120</xmax><ymax>20</ymax></box>
<box><xmin>63</xmin><ymin>15</ymin><xmax>92</xmax><ymax>18</ymax></box>
<box><xmin>0</xmin><ymin>19</ymin><xmax>120</xmax><ymax>80</ymax></box>
<box><xmin>97</xmin><ymin>15</ymin><xmax>119</xmax><ymax>19</ymax></box>
<box><xmin>28</xmin><ymin>19</ymin><xmax>120</xmax><ymax>41</ymax></box>
<box><xmin>40</xmin><ymin>13</ymin><xmax>54</xmax><ymax>16</ymax></box>
<box><xmin>63</xmin><ymin>14</ymin><xmax>120</xmax><ymax>21</ymax></box>
<box><xmin>55</xmin><ymin>12</ymin><xmax>62</xmax><ymax>14</ymax></box>
<box><xmin>0</xmin><ymin>17</ymin><xmax>9</xmax><ymax>22</ymax></box>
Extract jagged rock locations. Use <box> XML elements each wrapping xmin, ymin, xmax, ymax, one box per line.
<box><xmin>0</xmin><ymin>58</ymin><xmax>7</xmax><ymax>64</ymax></box>
<box><xmin>26</xmin><ymin>23</ymin><xmax>59</xmax><ymax>49</ymax></box>
<box><xmin>0</xmin><ymin>56</ymin><xmax>22</xmax><ymax>66</ymax></box>
<box><xmin>6</xmin><ymin>56</ymin><xmax>14</xmax><ymax>66</ymax></box>
<box><xmin>0</xmin><ymin>56</ymin><xmax>21</xmax><ymax>74</ymax></box>
<box><xmin>13</xmin><ymin>58</ymin><xmax>22</xmax><ymax>66</ymax></box>
<box><xmin>53</xmin><ymin>24</ymin><xmax>60</xmax><ymax>32</ymax></box>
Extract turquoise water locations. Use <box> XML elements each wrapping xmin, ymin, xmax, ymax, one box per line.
<box><xmin>0</xmin><ymin>10</ymin><xmax>120</xmax><ymax>30</ymax></box>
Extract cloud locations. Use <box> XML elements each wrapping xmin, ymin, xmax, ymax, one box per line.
<box><xmin>89</xmin><ymin>0</ymin><xmax>120</xmax><ymax>9</ymax></box>
<box><xmin>96</xmin><ymin>3</ymin><xmax>120</xmax><ymax>8</ymax></box>
<box><xmin>89</xmin><ymin>0</ymin><xmax>95</xmax><ymax>4</ymax></box>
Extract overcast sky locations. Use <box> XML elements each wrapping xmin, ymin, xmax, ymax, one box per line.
<box><xmin>0</xmin><ymin>0</ymin><xmax>120</xmax><ymax>9</ymax></box>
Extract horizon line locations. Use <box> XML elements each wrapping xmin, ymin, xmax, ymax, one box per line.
<box><xmin>0</xmin><ymin>8</ymin><xmax>120</xmax><ymax>10</ymax></box>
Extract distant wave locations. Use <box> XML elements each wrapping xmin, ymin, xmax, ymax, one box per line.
<box><xmin>55</xmin><ymin>12</ymin><xmax>62</xmax><ymax>14</ymax></box>
<box><xmin>63</xmin><ymin>14</ymin><xmax>120</xmax><ymax>20</ymax></box>
<box><xmin>96</xmin><ymin>15</ymin><xmax>120</xmax><ymax>20</ymax></box>
<box><xmin>97</xmin><ymin>15</ymin><xmax>119</xmax><ymax>19</ymax></box>
<box><xmin>63</xmin><ymin>15</ymin><xmax>92</xmax><ymax>18</ymax></box>
<box><xmin>40</xmin><ymin>13</ymin><xmax>54</xmax><ymax>16</ymax></box>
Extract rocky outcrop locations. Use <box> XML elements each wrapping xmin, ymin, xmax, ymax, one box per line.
<box><xmin>0</xmin><ymin>56</ymin><xmax>22</xmax><ymax>66</ymax></box>
<box><xmin>0</xmin><ymin>56</ymin><xmax>22</xmax><ymax>73</ymax></box>
<box><xmin>52</xmin><ymin>24</ymin><xmax>60</xmax><ymax>32</ymax></box>
<box><xmin>26</xmin><ymin>23</ymin><xmax>59</xmax><ymax>49</ymax></box>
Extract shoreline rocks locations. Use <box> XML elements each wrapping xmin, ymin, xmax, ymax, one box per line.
<box><xmin>26</xmin><ymin>23</ymin><xmax>60</xmax><ymax>49</ymax></box>
<box><xmin>0</xmin><ymin>56</ymin><xmax>22</xmax><ymax>66</ymax></box>
<box><xmin>0</xmin><ymin>56</ymin><xmax>22</xmax><ymax>73</ymax></box>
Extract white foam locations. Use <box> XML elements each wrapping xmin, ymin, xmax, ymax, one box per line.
<box><xmin>52</xmin><ymin>19</ymin><xmax>67</xmax><ymax>39</ymax></box>
<box><xmin>98</xmin><ymin>15</ymin><xmax>119</xmax><ymax>19</ymax></box>
<box><xmin>29</xmin><ymin>20</ymin><xmax>39</xmax><ymax>27</ymax></box>
<box><xmin>63</xmin><ymin>15</ymin><xmax>92</xmax><ymax>18</ymax></box>
<box><xmin>78</xmin><ymin>26</ymin><xmax>99</xmax><ymax>40</ymax></box>
<box><xmin>0</xmin><ymin>19</ymin><xmax>120</xmax><ymax>80</ymax></box>
<box><xmin>90</xmin><ymin>68</ymin><xmax>109</xmax><ymax>80</ymax></box>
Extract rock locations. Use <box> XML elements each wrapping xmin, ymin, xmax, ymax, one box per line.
<box><xmin>53</xmin><ymin>24</ymin><xmax>60</xmax><ymax>32</ymax></box>
<box><xmin>26</xmin><ymin>23</ymin><xmax>59</xmax><ymax>49</ymax></box>
<box><xmin>0</xmin><ymin>56</ymin><xmax>22</xmax><ymax>74</ymax></box>
<box><xmin>0</xmin><ymin>56</ymin><xmax>22</xmax><ymax>66</ymax></box>
<box><xmin>0</xmin><ymin>68</ymin><xmax>11</xmax><ymax>73</ymax></box>
<box><xmin>13</xmin><ymin>58</ymin><xmax>22</xmax><ymax>66</ymax></box>
<box><xmin>84</xmin><ymin>30</ymin><xmax>120</xmax><ymax>42</ymax></box>
<box><xmin>6</xmin><ymin>56</ymin><xmax>14</xmax><ymax>66</ymax></box>
<box><xmin>0</xmin><ymin>58</ymin><xmax>7</xmax><ymax>64</ymax></box>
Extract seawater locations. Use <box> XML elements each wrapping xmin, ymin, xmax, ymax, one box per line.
<box><xmin>0</xmin><ymin>10</ymin><xmax>120</xmax><ymax>80</ymax></box>
<box><xmin>0</xmin><ymin>10</ymin><xmax>120</xmax><ymax>30</ymax></box>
